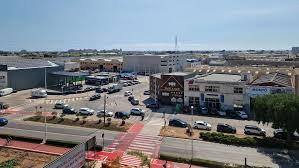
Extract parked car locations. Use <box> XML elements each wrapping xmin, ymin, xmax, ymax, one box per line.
<box><xmin>0</xmin><ymin>117</ymin><xmax>8</xmax><ymax>126</ymax></box>
<box><xmin>95</xmin><ymin>88</ymin><xmax>104</xmax><ymax>93</ymax></box>
<box><xmin>244</xmin><ymin>125</ymin><xmax>266</xmax><ymax>136</ymax></box>
<box><xmin>217</xmin><ymin>123</ymin><xmax>236</xmax><ymax>134</ymax></box>
<box><xmin>236</xmin><ymin>111</ymin><xmax>248</xmax><ymax>120</ymax></box>
<box><xmin>0</xmin><ymin>102</ymin><xmax>9</xmax><ymax>109</ymax></box>
<box><xmin>127</xmin><ymin>82</ymin><xmax>132</xmax><ymax>86</ymax></box>
<box><xmin>62</xmin><ymin>107</ymin><xmax>76</xmax><ymax>114</ymax></box>
<box><xmin>143</xmin><ymin>90</ymin><xmax>150</xmax><ymax>95</ymax></box>
<box><xmin>124</xmin><ymin>91</ymin><xmax>132</xmax><ymax>96</ymax></box>
<box><xmin>79</xmin><ymin>108</ymin><xmax>95</xmax><ymax>115</ymax></box>
<box><xmin>123</xmin><ymin>83</ymin><xmax>128</xmax><ymax>87</ymax></box>
<box><xmin>273</xmin><ymin>129</ymin><xmax>299</xmax><ymax>140</ymax></box>
<box><xmin>130</xmin><ymin>108</ymin><xmax>144</xmax><ymax>115</ymax></box>
<box><xmin>131</xmin><ymin>99</ymin><xmax>139</xmax><ymax>105</ymax></box>
<box><xmin>201</xmin><ymin>107</ymin><xmax>208</xmax><ymax>115</ymax></box>
<box><xmin>128</xmin><ymin>96</ymin><xmax>134</xmax><ymax>101</ymax></box>
<box><xmin>146</xmin><ymin>103</ymin><xmax>159</xmax><ymax>109</ymax></box>
<box><xmin>84</xmin><ymin>87</ymin><xmax>94</xmax><ymax>92</ymax></box>
<box><xmin>217</xmin><ymin>111</ymin><xmax>226</xmax><ymax>117</ymax></box>
<box><xmin>97</xmin><ymin>110</ymin><xmax>113</xmax><ymax>117</ymax></box>
<box><xmin>169</xmin><ymin>118</ymin><xmax>188</xmax><ymax>128</ymax></box>
<box><xmin>89</xmin><ymin>94</ymin><xmax>101</xmax><ymax>101</ymax></box>
<box><xmin>54</xmin><ymin>102</ymin><xmax>68</xmax><ymax>109</ymax></box>
<box><xmin>114</xmin><ymin>111</ymin><xmax>130</xmax><ymax>119</ymax></box>
<box><xmin>132</xmin><ymin>80</ymin><xmax>140</xmax><ymax>84</ymax></box>
<box><xmin>193</xmin><ymin>121</ymin><xmax>211</xmax><ymax>130</ymax></box>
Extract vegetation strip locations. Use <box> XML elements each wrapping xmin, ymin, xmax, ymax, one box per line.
<box><xmin>127</xmin><ymin>151</ymin><xmax>151</xmax><ymax>167</ymax></box>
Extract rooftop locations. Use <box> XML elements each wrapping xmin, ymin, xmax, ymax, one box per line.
<box><xmin>51</xmin><ymin>71</ymin><xmax>89</xmax><ymax>77</ymax></box>
<box><xmin>251</xmin><ymin>72</ymin><xmax>292</xmax><ymax>87</ymax></box>
<box><xmin>0</xmin><ymin>57</ymin><xmax>58</xmax><ymax>70</ymax></box>
<box><xmin>195</xmin><ymin>73</ymin><xmax>242</xmax><ymax>82</ymax></box>
<box><xmin>163</xmin><ymin>72</ymin><xmax>191</xmax><ymax>76</ymax></box>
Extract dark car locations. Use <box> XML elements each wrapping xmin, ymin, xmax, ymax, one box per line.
<box><xmin>128</xmin><ymin>95</ymin><xmax>134</xmax><ymax>101</ymax></box>
<box><xmin>62</xmin><ymin>107</ymin><xmax>76</xmax><ymax>114</ymax></box>
<box><xmin>273</xmin><ymin>129</ymin><xmax>299</xmax><ymax>140</ymax></box>
<box><xmin>0</xmin><ymin>102</ymin><xmax>9</xmax><ymax>109</ymax></box>
<box><xmin>217</xmin><ymin>123</ymin><xmax>236</xmax><ymax>134</ymax></box>
<box><xmin>114</xmin><ymin>111</ymin><xmax>130</xmax><ymax>119</ymax></box>
<box><xmin>84</xmin><ymin>87</ymin><xmax>94</xmax><ymax>92</ymax></box>
<box><xmin>95</xmin><ymin>88</ymin><xmax>104</xmax><ymax>93</ymax></box>
<box><xmin>89</xmin><ymin>94</ymin><xmax>101</xmax><ymax>101</ymax></box>
<box><xmin>169</xmin><ymin>118</ymin><xmax>188</xmax><ymax>128</ymax></box>
<box><xmin>0</xmin><ymin>118</ymin><xmax>8</xmax><ymax>126</ymax></box>
<box><xmin>143</xmin><ymin>90</ymin><xmax>150</xmax><ymax>95</ymax></box>
<box><xmin>146</xmin><ymin>103</ymin><xmax>159</xmax><ymax>109</ymax></box>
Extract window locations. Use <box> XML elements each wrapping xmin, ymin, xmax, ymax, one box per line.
<box><xmin>189</xmin><ymin>97</ymin><xmax>200</xmax><ymax>107</ymax></box>
<box><xmin>205</xmin><ymin>86</ymin><xmax>219</xmax><ymax>92</ymax></box>
<box><xmin>234</xmin><ymin>87</ymin><xmax>243</xmax><ymax>94</ymax></box>
<box><xmin>189</xmin><ymin>85</ymin><xmax>200</xmax><ymax>91</ymax></box>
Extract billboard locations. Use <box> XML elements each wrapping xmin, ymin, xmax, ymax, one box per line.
<box><xmin>246</xmin><ymin>86</ymin><xmax>271</xmax><ymax>98</ymax></box>
<box><xmin>44</xmin><ymin>142</ymin><xmax>86</xmax><ymax>168</ymax></box>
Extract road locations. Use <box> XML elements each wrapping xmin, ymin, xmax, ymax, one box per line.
<box><xmin>1</xmin><ymin>120</ymin><xmax>298</xmax><ymax>168</ymax></box>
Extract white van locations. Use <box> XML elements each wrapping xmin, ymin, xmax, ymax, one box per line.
<box><xmin>31</xmin><ymin>89</ymin><xmax>47</xmax><ymax>98</ymax></box>
<box><xmin>0</xmin><ymin>88</ymin><xmax>13</xmax><ymax>96</ymax></box>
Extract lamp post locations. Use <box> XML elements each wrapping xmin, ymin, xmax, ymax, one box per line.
<box><xmin>191</xmin><ymin>105</ymin><xmax>194</xmax><ymax>161</ymax></box>
<box><xmin>41</xmin><ymin>106</ymin><xmax>47</xmax><ymax>144</ymax></box>
<box><xmin>103</xmin><ymin>94</ymin><xmax>107</xmax><ymax>125</ymax></box>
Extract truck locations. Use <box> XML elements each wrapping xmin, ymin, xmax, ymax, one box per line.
<box><xmin>0</xmin><ymin>88</ymin><xmax>13</xmax><ymax>97</ymax></box>
<box><xmin>31</xmin><ymin>88</ymin><xmax>47</xmax><ymax>98</ymax></box>
<box><xmin>107</xmin><ymin>84</ymin><xmax>123</xmax><ymax>93</ymax></box>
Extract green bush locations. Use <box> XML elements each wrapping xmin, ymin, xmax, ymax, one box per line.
<box><xmin>0</xmin><ymin>159</ymin><xmax>18</xmax><ymax>168</ymax></box>
<box><xmin>199</xmin><ymin>132</ymin><xmax>294</xmax><ymax>149</ymax></box>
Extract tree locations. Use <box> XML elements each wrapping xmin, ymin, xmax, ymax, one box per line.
<box><xmin>253</xmin><ymin>94</ymin><xmax>299</xmax><ymax>142</ymax></box>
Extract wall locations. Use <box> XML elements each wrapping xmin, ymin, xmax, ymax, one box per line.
<box><xmin>123</xmin><ymin>55</ymin><xmax>161</xmax><ymax>73</ymax></box>
<box><xmin>7</xmin><ymin>66</ymin><xmax>63</xmax><ymax>91</ymax></box>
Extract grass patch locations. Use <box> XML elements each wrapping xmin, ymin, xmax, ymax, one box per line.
<box><xmin>160</xmin><ymin>153</ymin><xmax>269</xmax><ymax>168</ymax></box>
<box><xmin>0</xmin><ymin>159</ymin><xmax>18</xmax><ymax>168</ymax></box>
<box><xmin>200</xmin><ymin>132</ymin><xmax>298</xmax><ymax>149</ymax></box>
<box><xmin>127</xmin><ymin>151</ymin><xmax>151</xmax><ymax>167</ymax></box>
<box><xmin>24</xmin><ymin>116</ymin><xmax>131</xmax><ymax>132</ymax></box>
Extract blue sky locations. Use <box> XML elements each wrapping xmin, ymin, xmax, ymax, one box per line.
<box><xmin>0</xmin><ymin>0</ymin><xmax>299</xmax><ymax>51</ymax></box>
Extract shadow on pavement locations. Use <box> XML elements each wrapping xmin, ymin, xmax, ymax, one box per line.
<box><xmin>257</xmin><ymin>147</ymin><xmax>299</xmax><ymax>168</ymax></box>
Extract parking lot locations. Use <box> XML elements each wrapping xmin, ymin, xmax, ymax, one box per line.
<box><xmin>0</xmin><ymin>75</ymin><xmax>275</xmax><ymax>137</ymax></box>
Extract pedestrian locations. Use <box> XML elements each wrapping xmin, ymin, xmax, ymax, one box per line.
<box><xmin>141</xmin><ymin>113</ymin><xmax>144</xmax><ymax>121</ymax></box>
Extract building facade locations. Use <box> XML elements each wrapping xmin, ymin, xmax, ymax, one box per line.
<box><xmin>150</xmin><ymin>72</ymin><xmax>195</xmax><ymax>105</ymax></box>
<box><xmin>73</xmin><ymin>58</ymin><xmax>123</xmax><ymax>72</ymax></box>
<box><xmin>184</xmin><ymin>73</ymin><xmax>250</xmax><ymax>113</ymax></box>
<box><xmin>123</xmin><ymin>54</ymin><xmax>190</xmax><ymax>74</ymax></box>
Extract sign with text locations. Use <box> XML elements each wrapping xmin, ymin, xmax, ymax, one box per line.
<box><xmin>246</xmin><ymin>86</ymin><xmax>271</xmax><ymax>98</ymax></box>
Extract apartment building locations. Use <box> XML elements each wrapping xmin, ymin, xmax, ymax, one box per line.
<box><xmin>123</xmin><ymin>54</ymin><xmax>190</xmax><ymax>74</ymax></box>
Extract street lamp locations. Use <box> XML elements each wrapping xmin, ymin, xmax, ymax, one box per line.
<box><xmin>191</xmin><ymin>105</ymin><xmax>194</xmax><ymax>161</ymax></box>
<box><xmin>41</xmin><ymin>106</ymin><xmax>47</xmax><ymax>144</ymax></box>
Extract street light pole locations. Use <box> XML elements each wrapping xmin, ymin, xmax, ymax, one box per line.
<box><xmin>191</xmin><ymin>106</ymin><xmax>194</xmax><ymax>161</ymax></box>
<box><xmin>103</xmin><ymin>94</ymin><xmax>106</xmax><ymax>125</ymax></box>
<box><xmin>41</xmin><ymin>106</ymin><xmax>47</xmax><ymax>144</ymax></box>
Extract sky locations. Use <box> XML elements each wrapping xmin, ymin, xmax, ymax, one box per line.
<box><xmin>0</xmin><ymin>0</ymin><xmax>299</xmax><ymax>51</ymax></box>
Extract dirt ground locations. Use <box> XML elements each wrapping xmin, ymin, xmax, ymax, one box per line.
<box><xmin>0</xmin><ymin>148</ymin><xmax>57</xmax><ymax>168</ymax></box>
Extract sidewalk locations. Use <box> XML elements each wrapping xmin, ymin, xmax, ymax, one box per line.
<box><xmin>0</xmin><ymin>138</ymin><xmax>69</xmax><ymax>155</ymax></box>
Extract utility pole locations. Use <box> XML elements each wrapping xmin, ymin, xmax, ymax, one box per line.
<box><xmin>103</xmin><ymin>94</ymin><xmax>106</xmax><ymax>125</ymax></box>
<box><xmin>191</xmin><ymin>106</ymin><xmax>194</xmax><ymax>161</ymax></box>
<box><xmin>41</xmin><ymin>106</ymin><xmax>47</xmax><ymax>144</ymax></box>
<box><xmin>44</xmin><ymin>67</ymin><xmax>47</xmax><ymax>90</ymax></box>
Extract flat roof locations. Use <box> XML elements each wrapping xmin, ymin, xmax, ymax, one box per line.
<box><xmin>163</xmin><ymin>72</ymin><xmax>191</xmax><ymax>76</ymax></box>
<box><xmin>195</xmin><ymin>73</ymin><xmax>242</xmax><ymax>82</ymax></box>
<box><xmin>51</xmin><ymin>71</ymin><xmax>89</xmax><ymax>77</ymax></box>
<box><xmin>0</xmin><ymin>57</ymin><xmax>58</xmax><ymax>70</ymax></box>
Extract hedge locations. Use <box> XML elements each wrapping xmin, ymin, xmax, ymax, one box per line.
<box><xmin>199</xmin><ymin>132</ymin><xmax>292</xmax><ymax>149</ymax></box>
<box><xmin>159</xmin><ymin>153</ymin><xmax>269</xmax><ymax>168</ymax></box>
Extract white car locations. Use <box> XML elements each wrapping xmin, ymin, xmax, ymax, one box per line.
<box><xmin>54</xmin><ymin>102</ymin><xmax>68</xmax><ymax>109</ymax></box>
<box><xmin>130</xmin><ymin>108</ymin><xmax>144</xmax><ymax>115</ymax></box>
<box><xmin>193</xmin><ymin>121</ymin><xmax>212</xmax><ymax>131</ymax></box>
<box><xmin>97</xmin><ymin>110</ymin><xmax>113</xmax><ymax>117</ymax></box>
<box><xmin>79</xmin><ymin>108</ymin><xmax>95</xmax><ymax>115</ymax></box>
<box><xmin>237</xmin><ymin>111</ymin><xmax>248</xmax><ymax>119</ymax></box>
<box><xmin>124</xmin><ymin>91</ymin><xmax>132</xmax><ymax>96</ymax></box>
<box><xmin>217</xmin><ymin>111</ymin><xmax>226</xmax><ymax>117</ymax></box>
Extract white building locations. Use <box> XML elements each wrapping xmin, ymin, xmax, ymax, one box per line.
<box><xmin>123</xmin><ymin>54</ymin><xmax>190</xmax><ymax>74</ymax></box>
<box><xmin>184</xmin><ymin>73</ymin><xmax>251</xmax><ymax>112</ymax></box>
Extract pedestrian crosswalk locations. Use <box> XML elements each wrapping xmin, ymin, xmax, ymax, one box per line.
<box><xmin>127</xmin><ymin>134</ymin><xmax>162</xmax><ymax>158</ymax></box>
<box><xmin>120</xmin><ymin>153</ymin><xmax>142</xmax><ymax>167</ymax></box>
<box><xmin>28</xmin><ymin>97</ymin><xmax>90</xmax><ymax>104</ymax></box>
